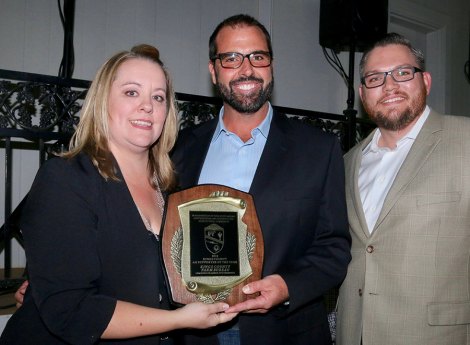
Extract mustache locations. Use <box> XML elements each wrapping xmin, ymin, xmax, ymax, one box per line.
<box><xmin>229</xmin><ymin>76</ymin><xmax>264</xmax><ymax>87</ymax></box>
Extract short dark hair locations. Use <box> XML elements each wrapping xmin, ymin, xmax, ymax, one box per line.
<box><xmin>209</xmin><ymin>14</ymin><xmax>273</xmax><ymax>60</ymax></box>
<box><xmin>359</xmin><ymin>32</ymin><xmax>425</xmax><ymax>77</ymax></box>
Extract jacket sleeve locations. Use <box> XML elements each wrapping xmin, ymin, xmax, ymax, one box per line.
<box><xmin>278</xmin><ymin>136</ymin><xmax>351</xmax><ymax>313</ymax></box>
<box><xmin>21</xmin><ymin>157</ymin><xmax>116</xmax><ymax>344</ymax></box>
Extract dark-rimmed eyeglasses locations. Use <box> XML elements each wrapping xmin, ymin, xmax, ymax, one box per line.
<box><xmin>361</xmin><ymin>66</ymin><xmax>424</xmax><ymax>89</ymax></box>
<box><xmin>212</xmin><ymin>51</ymin><xmax>272</xmax><ymax>69</ymax></box>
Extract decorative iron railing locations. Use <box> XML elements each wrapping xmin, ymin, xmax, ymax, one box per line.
<box><xmin>0</xmin><ymin>68</ymin><xmax>375</xmax><ymax>280</ymax></box>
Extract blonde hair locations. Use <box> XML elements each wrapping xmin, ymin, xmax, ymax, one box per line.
<box><xmin>64</xmin><ymin>44</ymin><xmax>178</xmax><ymax>191</ymax></box>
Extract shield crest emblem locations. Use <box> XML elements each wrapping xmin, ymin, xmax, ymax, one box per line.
<box><xmin>204</xmin><ymin>224</ymin><xmax>224</xmax><ymax>254</ymax></box>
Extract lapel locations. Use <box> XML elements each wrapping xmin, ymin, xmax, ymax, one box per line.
<box><xmin>180</xmin><ymin>119</ymin><xmax>217</xmax><ymax>187</ymax></box>
<box><xmin>249</xmin><ymin>111</ymin><xmax>290</xmax><ymax>197</ymax></box>
<box><xmin>373</xmin><ymin>110</ymin><xmax>443</xmax><ymax>232</ymax></box>
<box><xmin>103</xmin><ymin>157</ymin><xmax>148</xmax><ymax>234</ymax></box>
<box><xmin>348</xmin><ymin>131</ymin><xmax>375</xmax><ymax>238</ymax></box>
<box><xmin>180</xmin><ymin>111</ymin><xmax>290</xmax><ymax>196</ymax></box>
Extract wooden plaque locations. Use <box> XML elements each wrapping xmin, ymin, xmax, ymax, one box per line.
<box><xmin>161</xmin><ymin>184</ymin><xmax>264</xmax><ymax>306</ymax></box>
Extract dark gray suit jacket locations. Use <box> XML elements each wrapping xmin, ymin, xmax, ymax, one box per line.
<box><xmin>171</xmin><ymin>111</ymin><xmax>351</xmax><ymax>345</ymax></box>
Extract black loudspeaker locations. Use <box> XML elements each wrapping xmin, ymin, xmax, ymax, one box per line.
<box><xmin>319</xmin><ymin>0</ymin><xmax>388</xmax><ymax>52</ymax></box>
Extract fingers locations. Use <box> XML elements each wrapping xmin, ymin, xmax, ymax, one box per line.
<box><xmin>181</xmin><ymin>301</ymin><xmax>240</xmax><ymax>329</ymax></box>
<box><xmin>216</xmin><ymin>310</ymin><xmax>238</xmax><ymax>323</ymax></box>
<box><xmin>225</xmin><ymin>275</ymin><xmax>289</xmax><ymax>314</ymax></box>
<box><xmin>198</xmin><ymin>302</ymin><xmax>238</xmax><ymax>328</ymax></box>
<box><xmin>210</xmin><ymin>302</ymin><xmax>237</xmax><ymax>322</ymax></box>
<box><xmin>241</xmin><ymin>280</ymin><xmax>263</xmax><ymax>294</ymax></box>
<box><xmin>18</xmin><ymin>280</ymin><xmax>28</xmax><ymax>293</ymax></box>
<box><xmin>14</xmin><ymin>280</ymin><xmax>29</xmax><ymax>308</ymax></box>
<box><xmin>224</xmin><ymin>281</ymin><xmax>265</xmax><ymax>313</ymax></box>
<box><xmin>211</xmin><ymin>302</ymin><xmax>229</xmax><ymax>313</ymax></box>
<box><xmin>225</xmin><ymin>297</ymin><xmax>267</xmax><ymax>313</ymax></box>
<box><xmin>211</xmin><ymin>303</ymin><xmax>237</xmax><ymax>324</ymax></box>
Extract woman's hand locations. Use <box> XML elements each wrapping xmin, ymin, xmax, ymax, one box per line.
<box><xmin>103</xmin><ymin>300</ymin><xmax>238</xmax><ymax>339</ymax></box>
<box><xmin>176</xmin><ymin>302</ymin><xmax>238</xmax><ymax>329</ymax></box>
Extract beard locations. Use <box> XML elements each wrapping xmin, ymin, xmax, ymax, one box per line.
<box><xmin>364</xmin><ymin>89</ymin><xmax>427</xmax><ymax>131</ymax></box>
<box><xmin>215</xmin><ymin>74</ymin><xmax>274</xmax><ymax>114</ymax></box>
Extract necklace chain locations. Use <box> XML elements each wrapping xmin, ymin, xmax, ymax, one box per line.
<box><xmin>137</xmin><ymin>174</ymin><xmax>164</xmax><ymax>237</ymax></box>
<box><xmin>154</xmin><ymin>175</ymin><xmax>165</xmax><ymax>216</ymax></box>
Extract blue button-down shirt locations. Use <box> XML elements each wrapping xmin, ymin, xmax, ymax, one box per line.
<box><xmin>198</xmin><ymin>104</ymin><xmax>273</xmax><ymax>192</ymax></box>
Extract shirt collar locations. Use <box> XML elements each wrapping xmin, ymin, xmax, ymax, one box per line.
<box><xmin>364</xmin><ymin>105</ymin><xmax>431</xmax><ymax>155</ymax></box>
<box><xmin>211</xmin><ymin>102</ymin><xmax>273</xmax><ymax>142</ymax></box>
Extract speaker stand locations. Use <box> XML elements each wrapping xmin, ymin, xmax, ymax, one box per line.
<box><xmin>343</xmin><ymin>42</ymin><xmax>358</xmax><ymax>151</ymax></box>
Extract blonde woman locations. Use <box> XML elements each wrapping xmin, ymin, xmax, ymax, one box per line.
<box><xmin>1</xmin><ymin>44</ymin><xmax>236</xmax><ymax>345</ymax></box>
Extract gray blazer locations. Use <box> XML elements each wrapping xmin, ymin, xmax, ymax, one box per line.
<box><xmin>336</xmin><ymin>110</ymin><xmax>470</xmax><ymax>345</ymax></box>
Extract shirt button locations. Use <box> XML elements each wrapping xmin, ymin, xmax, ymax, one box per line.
<box><xmin>358</xmin><ymin>289</ymin><xmax>363</xmax><ymax>296</ymax></box>
<box><xmin>158</xmin><ymin>293</ymin><xmax>163</xmax><ymax>303</ymax></box>
<box><xmin>366</xmin><ymin>245</ymin><xmax>374</xmax><ymax>253</ymax></box>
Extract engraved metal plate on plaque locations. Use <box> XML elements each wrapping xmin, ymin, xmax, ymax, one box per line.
<box><xmin>161</xmin><ymin>185</ymin><xmax>263</xmax><ymax>305</ymax></box>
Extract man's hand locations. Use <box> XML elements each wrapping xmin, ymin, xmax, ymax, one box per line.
<box><xmin>225</xmin><ymin>274</ymin><xmax>289</xmax><ymax>314</ymax></box>
<box><xmin>15</xmin><ymin>280</ymin><xmax>29</xmax><ymax>308</ymax></box>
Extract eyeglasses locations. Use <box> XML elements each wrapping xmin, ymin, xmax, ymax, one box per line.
<box><xmin>361</xmin><ymin>66</ymin><xmax>424</xmax><ymax>89</ymax></box>
<box><xmin>212</xmin><ymin>51</ymin><xmax>272</xmax><ymax>69</ymax></box>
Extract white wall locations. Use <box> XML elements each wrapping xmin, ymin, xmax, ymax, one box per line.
<box><xmin>1</xmin><ymin>0</ymin><xmax>469</xmax><ymax>113</ymax></box>
<box><xmin>1</xmin><ymin>0</ymin><xmax>469</xmax><ymax>267</ymax></box>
